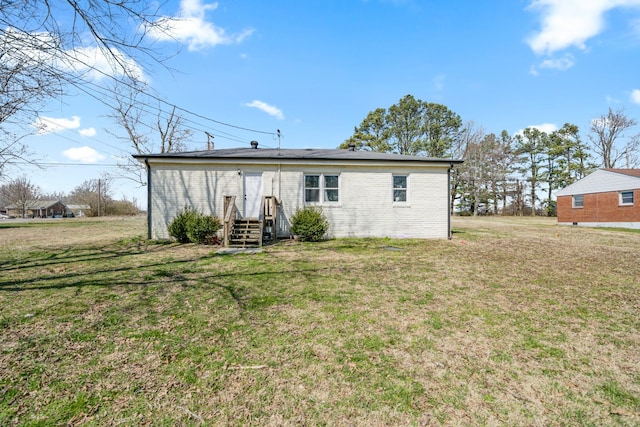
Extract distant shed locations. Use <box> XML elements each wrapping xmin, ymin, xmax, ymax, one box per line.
<box><xmin>66</xmin><ymin>204</ymin><xmax>91</xmax><ymax>217</ymax></box>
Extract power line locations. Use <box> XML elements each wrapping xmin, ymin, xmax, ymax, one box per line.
<box><xmin>63</xmin><ymin>78</ymin><xmax>270</xmax><ymax>147</ymax></box>
<box><xmin>7</xmin><ymin>161</ymin><xmax>123</xmax><ymax>167</ymax></box>
<box><xmin>54</xmin><ymin>47</ymin><xmax>279</xmax><ymax>139</ymax></box>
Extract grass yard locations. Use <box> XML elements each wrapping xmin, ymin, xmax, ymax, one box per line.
<box><xmin>1</xmin><ymin>215</ymin><xmax>639</xmax><ymax>426</ymax></box>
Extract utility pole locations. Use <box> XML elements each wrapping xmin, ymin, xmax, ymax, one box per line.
<box><xmin>277</xmin><ymin>129</ymin><xmax>281</xmax><ymax>149</ymax></box>
<box><xmin>205</xmin><ymin>132</ymin><xmax>214</xmax><ymax>150</ymax></box>
<box><xmin>97</xmin><ymin>178</ymin><xmax>101</xmax><ymax>217</ymax></box>
<box><xmin>626</xmin><ymin>146</ymin><xmax>630</xmax><ymax>169</ymax></box>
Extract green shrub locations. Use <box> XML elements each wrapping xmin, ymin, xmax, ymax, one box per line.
<box><xmin>187</xmin><ymin>214</ymin><xmax>221</xmax><ymax>244</ymax></box>
<box><xmin>168</xmin><ymin>206</ymin><xmax>198</xmax><ymax>243</ymax></box>
<box><xmin>168</xmin><ymin>207</ymin><xmax>221</xmax><ymax>244</ymax></box>
<box><xmin>290</xmin><ymin>206</ymin><xmax>329</xmax><ymax>242</ymax></box>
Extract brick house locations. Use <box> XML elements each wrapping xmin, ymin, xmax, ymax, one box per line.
<box><xmin>556</xmin><ymin>169</ymin><xmax>640</xmax><ymax>229</ymax></box>
<box><xmin>5</xmin><ymin>200</ymin><xmax>67</xmax><ymax>218</ymax></box>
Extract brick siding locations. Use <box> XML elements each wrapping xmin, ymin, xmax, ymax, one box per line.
<box><xmin>557</xmin><ymin>190</ymin><xmax>640</xmax><ymax>223</ymax></box>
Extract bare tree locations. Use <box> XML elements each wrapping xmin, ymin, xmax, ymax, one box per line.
<box><xmin>0</xmin><ymin>27</ymin><xmax>62</xmax><ymax>176</ymax></box>
<box><xmin>0</xmin><ymin>176</ymin><xmax>41</xmax><ymax>218</ymax></box>
<box><xmin>107</xmin><ymin>80</ymin><xmax>192</xmax><ymax>185</ymax></box>
<box><xmin>69</xmin><ymin>178</ymin><xmax>112</xmax><ymax>217</ymax></box>
<box><xmin>0</xmin><ymin>1</ymin><xmax>170</xmax><ymax>178</ymax></box>
<box><xmin>589</xmin><ymin>108</ymin><xmax>640</xmax><ymax>168</ymax></box>
<box><xmin>449</xmin><ymin>122</ymin><xmax>484</xmax><ymax>214</ymax></box>
<box><xmin>456</xmin><ymin>130</ymin><xmax>516</xmax><ymax>216</ymax></box>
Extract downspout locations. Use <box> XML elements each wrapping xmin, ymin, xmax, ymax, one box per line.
<box><xmin>145</xmin><ymin>158</ymin><xmax>152</xmax><ymax>240</ymax></box>
<box><xmin>448</xmin><ymin>163</ymin><xmax>453</xmax><ymax>240</ymax></box>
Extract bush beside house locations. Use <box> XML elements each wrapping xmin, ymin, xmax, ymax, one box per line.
<box><xmin>290</xmin><ymin>207</ymin><xmax>329</xmax><ymax>242</ymax></box>
<box><xmin>168</xmin><ymin>207</ymin><xmax>221</xmax><ymax>244</ymax></box>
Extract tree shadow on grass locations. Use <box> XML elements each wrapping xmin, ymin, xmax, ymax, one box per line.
<box><xmin>0</xmin><ymin>251</ymin><xmax>327</xmax><ymax>295</ymax></box>
<box><xmin>0</xmin><ymin>241</ymin><xmax>177</xmax><ymax>272</ymax></box>
<box><xmin>0</xmin><ymin>239</ymin><xmax>384</xmax><ymax>316</ymax></box>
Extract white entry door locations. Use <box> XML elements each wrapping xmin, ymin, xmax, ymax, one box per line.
<box><xmin>243</xmin><ymin>173</ymin><xmax>263</xmax><ymax>218</ymax></box>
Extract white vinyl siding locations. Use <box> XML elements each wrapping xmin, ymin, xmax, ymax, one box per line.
<box><xmin>557</xmin><ymin>169</ymin><xmax>640</xmax><ymax>196</ymax></box>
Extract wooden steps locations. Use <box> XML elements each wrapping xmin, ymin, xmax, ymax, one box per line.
<box><xmin>223</xmin><ymin>196</ymin><xmax>279</xmax><ymax>248</ymax></box>
<box><xmin>229</xmin><ymin>218</ymin><xmax>262</xmax><ymax>248</ymax></box>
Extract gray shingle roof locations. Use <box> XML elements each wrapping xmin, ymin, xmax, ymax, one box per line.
<box><xmin>134</xmin><ymin>148</ymin><xmax>463</xmax><ymax>164</ymax></box>
<box><xmin>5</xmin><ymin>200</ymin><xmax>64</xmax><ymax>209</ymax></box>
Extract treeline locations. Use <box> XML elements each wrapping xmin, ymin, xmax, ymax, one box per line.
<box><xmin>341</xmin><ymin>95</ymin><xmax>639</xmax><ymax>216</ymax></box>
<box><xmin>0</xmin><ymin>176</ymin><xmax>140</xmax><ymax>217</ymax></box>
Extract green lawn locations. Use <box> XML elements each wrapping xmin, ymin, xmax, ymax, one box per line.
<box><xmin>1</xmin><ymin>216</ymin><xmax>638</xmax><ymax>426</ymax></box>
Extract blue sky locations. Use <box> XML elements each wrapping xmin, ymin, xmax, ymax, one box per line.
<box><xmin>16</xmin><ymin>0</ymin><xmax>640</xmax><ymax>206</ymax></box>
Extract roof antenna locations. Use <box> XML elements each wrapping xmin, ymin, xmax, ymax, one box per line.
<box><xmin>277</xmin><ymin>129</ymin><xmax>281</xmax><ymax>149</ymax></box>
<box><xmin>205</xmin><ymin>132</ymin><xmax>214</xmax><ymax>150</ymax></box>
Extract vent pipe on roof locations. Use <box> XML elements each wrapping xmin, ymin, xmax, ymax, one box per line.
<box><xmin>348</xmin><ymin>143</ymin><xmax>356</xmax><ymax>151</ymax></box>
<box><xmin>250</xmin><ymin>140</ymin><xmax>259</xmax><ymax>149</ymax></box>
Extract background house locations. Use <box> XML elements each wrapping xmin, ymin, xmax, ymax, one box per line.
<box><xmin>135</xmin><ymin>145</ymin><xmax>462</xmax><ymax>242</ymax></box>
<box><xmin>5</xmin><ymin>200</ymin><xmax>67</xmax><ymax>218</ymax></box>
<box><xmin>556</xmin><ymin>169</ymin><xmax>640</xmax><ymax>229</ymax></box>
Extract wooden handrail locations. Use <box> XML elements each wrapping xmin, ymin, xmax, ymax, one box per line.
<box><xmin>259</xmin><ymin>196</ymin><xmax>266</xmax><ymax>221</ymax></box>
<box><xmin>223</xmin><ymin>195</ymin><xmax>237</xmax><ymax>247</ymax></box>
<box><xmin>261</xmin><ymin>196</ymin><xmax>278</xmax><ymax>243</ymax></box>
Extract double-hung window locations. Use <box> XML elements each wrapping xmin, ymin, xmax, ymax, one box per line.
<box><xmin>324</xmin><ymin>175</ymin><xmax>339</xmax><ymax>202</ymax></box>
<box><xmin>393</xmin><ymin>175</ymin><xmax>407</xmax><ymax>202</ymax></box>
<box><xmin>620</xmin><ymin>190</ymin><xmax>634</xmax><ymax>205</ymax></box>
<box><xmin>305</xmin><ymin>174</ymin><xmax>339</xmax><ymax>204</ymax></box>
<box><xmin>572</xmin><ymin>194</ymin><xmax>584</xmax><ymax>208</ymax></box>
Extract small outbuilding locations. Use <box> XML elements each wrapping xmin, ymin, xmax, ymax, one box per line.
<box><xmin>65</xmin><ymin>204</ymin><xmax>91</xmax><ymax>217</ymax></box>
<box><xmin>134</xmin><ymin>144</ymin><xmax>463</xmax><ymax>245</ymax></box>
<box><xmin>556</xmin><ymin>168</ymin><xmax>640</xmax><ymax>229</ymax></box>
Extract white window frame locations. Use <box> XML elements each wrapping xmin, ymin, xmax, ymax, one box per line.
<box><xmin>619</xmin><ymin>190</ymin><xmax>634</xmax><ymax>206</ymax></box>
<box><xmin>304</xmin><ymin>173</ymin><xmax>340</xmax><ymax>205</ymax></box>
<box><xmin>392</xmin><ymin>175</ymin><xmax>409</xmax><ymax>204</ymax></box>
<box><xmin>572</xmin><ymin>194</ymin><xmax>584</xmax><ymax>208</ymax></box>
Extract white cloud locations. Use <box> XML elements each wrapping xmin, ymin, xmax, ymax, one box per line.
<box><xmin>244</xmin><ymin>100</ymin><xmax>285</xmax><ymax>120</ymax></box>
<box><xmin>62</xmin><ymin>46</ymin><xmax>146</xmax><ymax>82</ymax></box>
<box><xmin>539</xmin><ymin>55</ymin><xmax>574</xmax><ymax>70</ymax></box>
<box><xmin>530</xmin><ymin>54</ymin><xmax>575</xmax><ymax>75</ymax></box>
<box><xmin>1</xmin><ymin>28</ymin><xmax>146</xmax><ymax>82</ymax></box>
<box><xmin>527</xmin><ymin>0</ymin><xmax>640</xmax><ymax>55</ymax></box>
<box><xmin>631</xmin><ymin>89</ymin><xmax>640</xmax><ymax>104</ymax></box>
<box><xmin>79</xmin><ymin>127</ymin><xmax>97</xmax><ymax>137</ymax></box>
<box><xmin>149</xmin><ymin>0</ymin><xmax>254</xmax><ymax>51</ymax></box>
<box><xmin>34</xmin><ymin>116</ymin><xmax>81</xmax><ymax>135</ymax></box>
<box><xmin>516</xmin><ymin>123</ymin><xmax>558</xmax><ymax>135</ymax></box>
<box><xmin>63</xmin><ymin>146</ymin><xmax>105</xmax><ymax>163</ymax></box>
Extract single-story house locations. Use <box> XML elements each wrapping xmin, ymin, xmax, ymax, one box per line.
<box><xmin>5</xmin><ymin>200</ymin><xmax>67</xmax><ymax>218</ymax></box>
<box><xmin>134</xmin><ymin>143</ymin><xmax>463</xmax><ymax>245</ymax></box>
<box><xmin>556</xmin><ymin>168</ymin><xmax>640</xmax><ymax>229</ymax></box>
